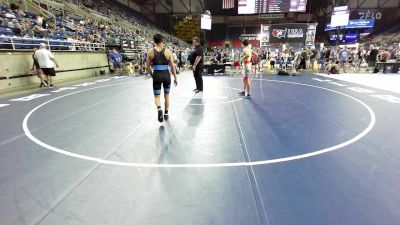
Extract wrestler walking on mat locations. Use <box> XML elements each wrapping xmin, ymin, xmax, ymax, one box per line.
<box><xmin>146</xmin><ymin>34</ymin><xmax>178</xmax><ymax>122</ymax></box>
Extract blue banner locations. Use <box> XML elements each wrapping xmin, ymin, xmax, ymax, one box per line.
<box><xmin>347</xmin><ymin>19</ymin><xmax>375</xmax><ymax>29</ymax></box>
<box><xmin>329</xmin><ymin>33</ymin><xmax>360</xmax><ymax>44</ymax></box>
<box><xmin>325</xmin><ymin>19</ymin><xmax>375</xmax><ymax>31</ymax></box>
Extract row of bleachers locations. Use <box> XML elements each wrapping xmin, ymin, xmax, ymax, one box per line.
<box><xmin>0</xmin><ymin>27</ymin><xmax>13</xmax><ymax>35</ymax></box>
<box><xmin>67</xmin><ymin>0</ymin><xmax>184</xmax><ymax>45</ymax></box>
<box><xmin>0</xmin><ymin>0</ymin><xmax>187</xmax><ymax>51</ymax></box>
<box><xmin>1</xmin><ymin>2</ymin><xmax>109</xmax><ymax>40</ymax></box>
<box><xmin>365</xmin><ymin>16</ymin><xmax>400</xmax><ymax>45</ymax></box>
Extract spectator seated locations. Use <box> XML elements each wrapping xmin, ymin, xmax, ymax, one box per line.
<box><xmin>0</xmin><ymin>0</ymin><xmax>186</xmax><ymax>51</ymax></box>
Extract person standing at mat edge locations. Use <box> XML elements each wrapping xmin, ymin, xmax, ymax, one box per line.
<box><xmin>191</xmin><ymin>37</ymin><xmax>204</xmax><ymax>94</ymax></box>
<box><xmin>239</xmin><ymin>39</ymin><xmax>257</xmax><ymax>98</ymax></box>
<box><xmin>146</xmin><ymin>34</ymin><xmax>178</xmax><ymax>123</ymax></box>
<box><xmin>34</xmin><ymin>43</ymin><xmax>59</xmax><ymax>88</ymax></box>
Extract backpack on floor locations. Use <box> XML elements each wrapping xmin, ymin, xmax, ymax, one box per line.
<box><xmin>277</xmin><ymin>70</ymin><xmax>289</xmax><ymax>76</ymax></box>
<box><xmin>330</xmin><ymin>67</ymin><xmax>339</xmax><ymax>74</ymax></box>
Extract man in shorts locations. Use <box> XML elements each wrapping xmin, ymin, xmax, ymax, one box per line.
<box><xmin>34</xmin><ymin>43</ymin><xmax>59</xmax><ymax>87</ymax></box>
<box><xmin>233</xmin><ymin>50</ymin><xmax>241</xmax><ymax>73</ymax></box>
<box><xmin>269</xmin><ymin>50</ymin><xmax>277</xmax><ymax>72</ymax></box>
<box><xmin>146</xmin><ymin>34</ymin><xmax>178</xmax><ymax>122</ymax></box>
<box><xmin>367</xmin><ymin>45</ymin><xmax>379</xmax><ymax>72</ymax></box>
<box><xmin>32</xmin><ymin>47</ymin><xmax>47</xmax><ymax>88</ymax></box>
<box><xmin>338</xmin><ymin>46</ymin><xmax>350</xmax><ymax>73</ymax></box>
<box><xmin>309</xmin><ymin>47</ymin><xmax>318</xmax><ymax>71</ymax></box>
<box><xmin>259</xmin><ymin>50</ymin><xmax>267</xmax><ymax>72</ymax></box>
<box><xmin>297</xmin><ymin>48</ymin><xmax>308</xmax><ymax>71</ymax></box>
<box><xmin>239</xmin><ymin>39</ymin><xmax>257</xmax><ymax>98</ymax></box>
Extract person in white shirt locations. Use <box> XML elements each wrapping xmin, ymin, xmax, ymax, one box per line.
<box><xmin>34</xmin><ymin>43</ymin><xmax>59</xmax><ymax>87</ymax></box>
<box><xmin>233</xmin><ymin>50</ymin><xmax>241</xmax><ymax>73</ymax></box>
<box><xmin>5</xmin><ymin>11</ymin><xmax>16</xmax><ymax>19</ymax></box>
<box><xmin>32</xmin><ymin>48</ymin><xmax>46</xmax><ymax>88</ymax></box>
<box><xmin>36</xmin><ymin>15</ymin><xmax>43</xmax><ymax>26</ymax></box>
<box><xmin>282</xmin><ymin>50</ymin><xmax>290</xmax><ymax>70</ymax></box>
<box><xmin>269</xmin><ymin>50</ymin><xmax>277</xmax><ymax>72</ymax></box>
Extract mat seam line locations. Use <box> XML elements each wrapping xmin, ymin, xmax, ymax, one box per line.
<box><xmin>225</xmin><ymin>76</ymin><xmax>271</xmax><ymax>225</ymax></box>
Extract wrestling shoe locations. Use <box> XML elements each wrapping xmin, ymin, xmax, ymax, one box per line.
<box><xmin>158</xmin><ymin>109</ymin><xmax>164</xmax><ymax>123</ymax></box>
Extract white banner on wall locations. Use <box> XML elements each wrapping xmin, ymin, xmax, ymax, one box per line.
<box><xmin>260</xmin><ymin>23</ymin><xmax>318</xmax><ymax>47</ymax></box>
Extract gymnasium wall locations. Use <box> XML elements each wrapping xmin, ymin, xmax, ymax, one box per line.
<box><xmin>0</xmin><ymin>51</ymin><xmax>109</xmax><ymax>93</ymax></box>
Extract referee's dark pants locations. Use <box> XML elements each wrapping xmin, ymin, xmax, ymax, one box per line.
<box><xmin>193</xmin><ymin>66</ymin><xmax>203</xmax><ymax>91</ymax></box>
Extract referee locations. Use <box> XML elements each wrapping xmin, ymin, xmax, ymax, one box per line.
<box><xmin>191</xmin><ymin>37</ymin><xmax>204</xmax><ymax>94</ymax></box>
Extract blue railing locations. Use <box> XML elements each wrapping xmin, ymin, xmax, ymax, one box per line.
<box><xmin>0</xmin><ymin>36</ymin><xmax>106</xmax><ymax>51</ymax></box>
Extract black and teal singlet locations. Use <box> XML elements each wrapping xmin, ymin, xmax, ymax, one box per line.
<box><xmin>152</xmin><ymin>47</ymin><xmax>171</xmax><ymax>95</ymax></box>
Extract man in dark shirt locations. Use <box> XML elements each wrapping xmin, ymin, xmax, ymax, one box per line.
<box><xmin>297</xmin><ymin>48</ymin><xmax>308</xmax><ymax>71</ymax></box>
<box><xmin>191</xmin><ymin>37</ymin><xmax>204</xmax><ymax>94</ymax></box>
<box><xmin>216</xmin><ymin>49</ymin><xmax>222</xmax><ymax>63</ymax></box>
<box><xmin>324</xmin><ymin>47</ymin><xmax>331</xmax><ymax>63</ymax></box>
<box><xmin>211</xmin><ymin>56</ymin><xmax>218</xmax><ymax>64</ymax></box>
<box><xmin>310</xmin><ymin>47</ymin><xmax>318</xmax><ymax>71</ymax></box>
<box><xmin>368</xmin><ymin>45</ymin><xmax>379</xmax><ymax>70</ymax></box>
<box><xmin>177</xmin><ymin>50</ymin><xmax>183</xmax><ymax>70</ymax></box>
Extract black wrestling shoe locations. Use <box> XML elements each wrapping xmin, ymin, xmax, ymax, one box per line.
<box><xmin>164</xmin><ymin>113</ymin><xmax>169</xmax><ymax>121</ymax></box>
<box><xmin>238</xmin><ymin>91</ymin><xmax>245</xmax><ymax>95</ymax></box>
<box><xmin>158</xmin><ymin>109</ymin><xmax>164</xmax><ymax>123</ymax></box>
